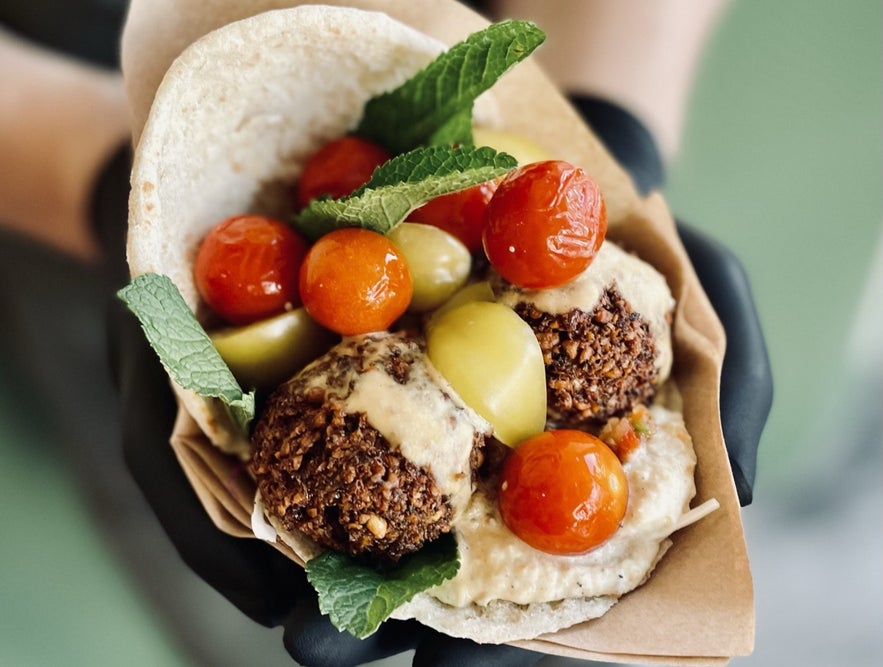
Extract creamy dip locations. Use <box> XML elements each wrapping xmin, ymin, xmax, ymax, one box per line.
<box><xmin>299</xmin><ymin>333</ymin><xmax>492</xmax><ymax>517</ymax></box>
<box><xmin>492</xmin><ymin>241</ymin><xmax>676</xmax><ymax>382</ymax></box>
<box><xmin>430</xmin><ymin>404</ymin><xmax>696</xmax><ymax>607</ymax></box>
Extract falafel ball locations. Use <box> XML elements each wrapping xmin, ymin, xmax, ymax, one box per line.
<box><xmin>492</xmin><ymin>241</ymin><xmax>675</xmax><ymax>425</ymax></box>
<box><xmin>250</xmin><ymin>331</ymin><xmax>491</xmax><ymax>563</ymax></box>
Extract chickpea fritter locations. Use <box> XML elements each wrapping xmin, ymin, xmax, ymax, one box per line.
<box><xmin>250</xmin><ymin>332</ymin><xmax>489</xmax><ymax>563</ymax></box>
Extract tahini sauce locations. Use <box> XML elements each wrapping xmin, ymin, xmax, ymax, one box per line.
<box><xmin>301</xmin><ymin>333</ymin><xmax>491</xmax><ymax>517</ymax></box>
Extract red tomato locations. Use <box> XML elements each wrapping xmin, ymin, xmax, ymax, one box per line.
<box><xmin>299</xmin><ymin>227</ymin><xmax>412</xmax><ymax>335</ymax></box>
<box><xmin>498</xmin><ymin>429</ymin><xmax>628</xmax><ymax>555</ymax></box>
<box><xmin>194</xmin><ymin>215</ymin><xmax>309</xmax><ymax>325</ymax></box>
<box><xmin>482</xmin><ymin>160</ymin><xmax>607</xmax><ymax>289</ymax></box>
<box><xmin>408</xmin><ymin>181</ymin><xmax>498</xmax><ymax>253</ymax></box>
<box><xmin>295</xmin><ymin>136</ymin><xmax>390</xmax><ymax>209</ymax></box>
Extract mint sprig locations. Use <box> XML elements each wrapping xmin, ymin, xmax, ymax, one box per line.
<box><xmin>306</xmin><ymin>535</ymin><xmax>459</xmax><ymax>639</ymax></box>
<box><xmin>292</xmin><ymin>144</ymin><xmax>516</xmax><ymax>241</ymax></box>
<box><xmin>356</xmin><ymin>20</ymin><xmax>545</xmax><ymax>153</ymax></box>
<box><xmin>117</xmin><ymin>273</ymin><xmax>255</xmax><ymax>433</ymax></box>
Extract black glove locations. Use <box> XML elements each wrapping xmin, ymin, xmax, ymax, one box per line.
<box><xmin>106</xmin><ymin>97</ymin><xmax>772</xmax><ymax>666</ymax></box>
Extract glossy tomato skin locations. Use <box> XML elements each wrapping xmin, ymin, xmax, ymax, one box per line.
<box><xmin>408</xmin><ymin>180</ymin><xmax>498</xmax><ymax>254</ymax></box>
<box><xmin>482</xmin><ymin>160</ymin><xmax>607</xmax><ymax>289</ymax></box>
<box><xmin>295</xmin><ymin>136</ymin><xmax>390</xmax><ymax>209</ymax></box>
<box><xmin>298</xmin><ymin>227</ymin><xmax>412</xmax><ymax>336</ymax></box>
<box><xmin>194</xmin><ymin>214</ymin><xmax>309</xmax><ymax>326</ymax></box>
<box><xmin>499</xmin><ymin>429</ymin><xmax>628</xmax><ymax>555</ymax></box>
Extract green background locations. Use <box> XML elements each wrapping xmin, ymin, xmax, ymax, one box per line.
<box><xmin>1</xmin><ymin>1</ymin><xmax>880</xmax><ymax>665</ymax></box>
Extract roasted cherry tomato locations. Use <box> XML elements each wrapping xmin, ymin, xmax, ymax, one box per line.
<box><xmin>299</xmin><ymin>227</ymin><xmax>412</xmax><ymax>335</ymax></box>
<box><xmin>499</xmin><ymin>429</ymin><xmax>628</xmax><ymax>555</ymax></box>
<box><xmin>295</xmin><ymin>136</ymin><xmax>390</xmax><ymax>209</ymax></box>
<box><xmin>194</xmin><ymin>214</ymin><xmax>309</xmax><ymax>325</ymax></box>
<box><xmin>482</xmin><ymin>160</ymin><xmax>607</xmax><ymax>289</ymax></box>
<box><xmin>408</xmin><ymin>180</ymin><xmax>497</xmax><ymax>253</ymax></box>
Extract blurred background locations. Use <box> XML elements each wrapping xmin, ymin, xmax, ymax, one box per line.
<box><xmin>1</xmin><ymin>0</ymin><xmax>880</xmax><ymax>665</ymax></box>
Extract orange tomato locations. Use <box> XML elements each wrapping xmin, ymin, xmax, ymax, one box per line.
<box><xmin>295</xmin><ymin>136</ymin><xmax>390</xmax><ymax>209</ymax></box>
<box><xmin>408</xmin><ymin>181</ymin><xmax>497</xmax><ymax>253</ymax></box>
<box><xmin>194</xmin><ymin>214</ymin><xmax>309</xmax><ymax>325</ymax></box>
<box><xmin>498</xmin><ymin>429</ymin><xmax>628</xmax><ymax>555</ymax></box>
<box><xmin>482</xmin><ymin>160</ymin><xmax>606</xmax><ymax>289</ymax></box>
<box><xmin>298</xmin><ymin>227</ymin><xmax>412</xmax><ymax>335</ymax></box>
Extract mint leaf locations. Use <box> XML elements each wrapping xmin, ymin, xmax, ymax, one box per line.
<box><xmin>117</xmin><ymin>273</ymin><xmax>255</xmax><ymax>432</ymax></box>
<box><xmin>356</xmin><ymin>20</ymin><xmax>545</xmax><ymax>153</ymax></box>
<box><xmin>306</xmin><ymin>535</ymin><xmax>459</xmax><ymax>639</ymax></box>
<box><xmin>428</xmin><ymin>108</ymin><xmax>474</xmax><ymax>148</ymax></box>
<box><xmin>292</xmin><ymin>145</ymin><xmax>516</xmax><ymax>241</ymax></box>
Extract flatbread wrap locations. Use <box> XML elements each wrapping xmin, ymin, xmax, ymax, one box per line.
<box><xmin>120</xmin><ymin>2</ymin><xmax>753</xmax><ymax>663</ymax></box>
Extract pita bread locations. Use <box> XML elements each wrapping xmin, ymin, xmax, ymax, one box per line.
<box><xmin>128</xmin><ymin>6</ymin><xmax>451</xmax><ymax>449</ymax></box>
<box><xmin>124</xmin><ymin>3</ymin><xmax>752</xmax><ymax>661</ymax></box>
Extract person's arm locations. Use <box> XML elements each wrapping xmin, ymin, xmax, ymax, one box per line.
<box><xmin>0</xmin><ymin>28</ymin><xmax>129</xmax><ymax>261</ymax></box>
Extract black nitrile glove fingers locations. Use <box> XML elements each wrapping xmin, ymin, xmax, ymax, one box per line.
<box><xmin>283</xmin><ymin>609</ymin><xmax>430</xmax><ymax>667</ymax></box>
<box><xmin>109</xmin><ymin>299</ymin><xmax>303</xmax><ymax>627</ymax></box>
<box><xmin>570</xmin><ymin>95</ymin><xmax>666</xmax><ymax>196</ymax></box>
<box><xmin>282</xmin><ymin>604</ymin><xmax>544</xmax><ymax>667</ymax></box>
<box><xmin>677</xmin><ymin>224</ymin><xmax>773</xmax><ymax>506</ymax></box>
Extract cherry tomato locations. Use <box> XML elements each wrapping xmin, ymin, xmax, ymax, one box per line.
<box><xmin>498</xmin><ymin>429</ymin><xmax>628</xmax><ymax>555</ymax></box>
<box><xmin>299</xmin><ymin>227</ymin><xmax>412</xmax><ymax>335</ymax></box>
<box><xmin>194</xmin><ymin>214</ymin><xmax>309</xmax><ymax>325</ymax></box>
<box><xmin>295</xmin><ymin>136</ymin><xmax>390</xmax><ymax>209</ymax></box>
<box><xmin>482</xmin><ymin>160</ymin><xmax>607</xmax><ymax>289</ymax></box>
<box><xmin>408</xmin><ymin>181</ymin><xmax>497</xmax><ymax>253</ymax></box>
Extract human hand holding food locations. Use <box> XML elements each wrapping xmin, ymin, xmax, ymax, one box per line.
<box><xmin>114</xmin><ymin>2</ymin><xmax>772</xmax><ymax>664</ymax></box>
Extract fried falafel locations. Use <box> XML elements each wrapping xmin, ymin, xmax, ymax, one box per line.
<box><xmin>250</xmin><ymin>331</ymin><xmax>491</xmax><ymax>562</ymax></box>
<box><xmin>492</xmin><ymin>241</ymin><xmax>675</xmax><ymax>425</ymax></box>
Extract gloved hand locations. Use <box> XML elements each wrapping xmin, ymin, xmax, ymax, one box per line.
<box><xmin>106</xmin><ymin>96</ymin><xmax>772</xmax><ymax>667</ymax></box>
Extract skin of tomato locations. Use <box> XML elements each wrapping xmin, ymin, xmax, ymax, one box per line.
<box><xmin>498</xmin><ymin>429</ymin><xmax>628</xmax><ymax>555</ymax></box>
<box><xmin>298</xmin><ymin>227</ymin><xmax>413</xmax><ymax>336</ymax></box>
<box><xmin>408</xmin><ymin>181</ymin><xmax>498</xmax><ymax>254</ymax></box>
<box><xmin>482</xmin><ymin>160</ymin><xmax>607</xmax><ymax>289</ymax></box>
<box><xmin>194</xmin><ymin>215</ymin><xmax>309</xmax><ymax>326</ymax></box>
<box><xmin>295</xmin><ymin>136</ymin><xmax>390</xmax><ymax>209</ymax></box>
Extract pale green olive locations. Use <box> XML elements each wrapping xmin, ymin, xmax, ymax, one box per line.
<box><xmin>426</xmin><ymin>280</ymin><xmax>495</xmax><ymax>328</ymax></box>
<box><xmin>472</xmin><ymin>127</ymin><xmax>552</xmax><ymax>165</ymax></box>
<box><xmin>210</xmin><ymin>308</ymin><xmax>337</xmax><ymax>391</ymax></box>
<box><xmin>388</xmin><ymin>222</ymin><xmax>472</xmax><ymax>313</ymax></box>
<box><xmin>426</xmin><ymin>300</ymin><xmax>547</xmax><ymax>446</ymax></box>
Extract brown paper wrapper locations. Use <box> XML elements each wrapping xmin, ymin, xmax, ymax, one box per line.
<box><xmin>121</xmin><ymin>1</ymin><xmax>753</xmax><ymax>663</ymax></box>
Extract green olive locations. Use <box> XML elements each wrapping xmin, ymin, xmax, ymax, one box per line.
<box><xmin>388</xmin><ymin>222</ymin><xmax>472</xmax><ymax>313</ymax></box>
<box><xmin>210</xmin><ymin>308</ymin><xmax>337</xmax><ymax>391</ymax></box>
<box><xmin>473</xmin><ymin>127</ymin><xmax>552</xmax><ymax>165</ymax></box>
<box><xmin>426</xmin><ymin>300</ymin><xmax>547</xmax><ymax>446</ymax></box>
<box><xmin>426</xmin><ymin>280</ymin><xmax>495</xmax><ymax>327</ymax></box>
